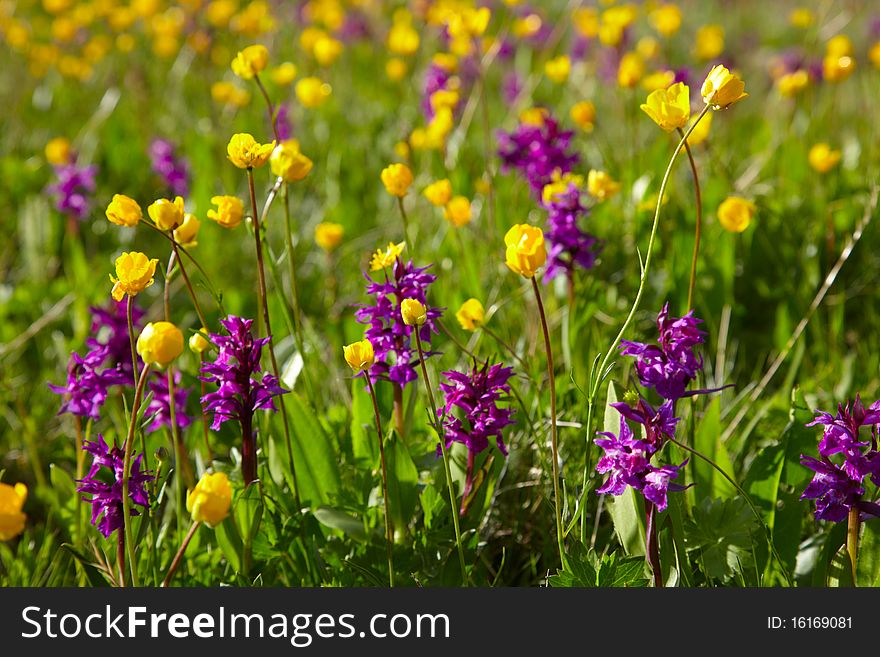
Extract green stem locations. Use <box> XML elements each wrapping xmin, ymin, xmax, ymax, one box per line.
<box><xmin>678</xmin><ymin>126</ymin><xmax>703</xmax><ymax>311</ymax></box>
<box><xmin>847</xmin><ymin>505</ymin><xmax>859</xmax><ymax>582</ymax></box>
<box><xmin>127</xmin><ymin>296</ymin><xmax>139</xmax><ymax>389</ymax></box>
<box><xmin>364</xmin><ymin>374</ymin><xmax>395</xmax><ymax>587</ymax></box>
<box><xmin>121</xmin><ymin>364</ymin><xmax>152</xmax><ymax>587</ymax></box>
<box><xmin>397</xmin><ymin>196</ymin><xmax>413</xmax><ymax>254</ymax></box>
<box><xmin>161</xmin><ymin>520</ymin><xmax>200</xmax><ymax>587</ymax></box>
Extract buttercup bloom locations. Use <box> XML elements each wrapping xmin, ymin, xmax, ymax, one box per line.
<box><xmin>207</xmin><ymin>195</ymin><xmax>244</xmax><ymax>228</ymax></box>
<box><xmin>106</xmin><ymin>194</ymin><xmax>142</xmax><ymax>227</ymax></box>
<box><xmin>189</xmin><ymin>328</ymin><xmax>210</xmax><ymax>354</ymax></box>
<box><xmin>570</xmin><ymin>101</ymin><xmax>596</xmax><ymax>132</ymax></box>
<box><xmin>545</xmin><ymin>55</ymin><xmax>571</xmax><ymax>83</ymax></box>
<box><xmin>381</xmin><ymin>163</ymin><xmax>414</xmax><ymax>197</ymax></box>
<box><xmin>717</xmin><ymin>196</ymin><xmax>756</xmax><ymax>233</ymax></box>
<box><xmin>808</xmin><ymin>143</ymin><xmax>842</xmax><ymax>173</ymax></box>
<box><xmin>504</xmin><ymin>224</ymin><xmax>547</xmax><ymax>278</ymax></box>
<box><xmin>270</xmin><ymin>140</ymin><xmax>313</xmax><ymax>182</ymax></box>
<box><xmin>137</xmin><ymin>321</ymin><xmax>184</xmax><ymax>368</ymax></box>
<box><xmin>315</xmin><ymin>222</ymin><xmax>344</xmax><ymax>251</ymax></box>
<box><xmin>173</xmin><ymin>213</ymin><xmax>200</xmax><ymax>247</ymax></box>
<box><xmin>443</xmin><ymin>196</ymin><xmax>471</xmax><ymax>227</ymax></box>
<box><xmin>701</xmin><ymin>64</ymin><xmax>748</xmax><ymax>109</ymax></box>
<box><xmin>694</xmin><ymin>24</ymin><xmax>725</xmax><ymax>60</ymax></box>
<box><xmin>227</xmin><ymin>133</ymin><xmax>276</xmax><ymax>169</ymax></box>
<box><xmin>456</xmin><ymin>298</ymin><xmax>485</xmax><ymax>331</ymax></box>
<box><xmin>187</xmin><ymin>472</ymin><xmax>232</xmax><ymax>527</ymax></box>
<box><xmin>231</xmin><ymin>44</ymin><xmax>269</xmax><ymax>79</ymax></box>
<box><xmin>400</xmin><ymin>298</ymin><xmax>427</xmax><ymax>327</ymax></box>
<box><xmin>110</xmin><ymin>251</ymin><xmax>158</xmax><ymax>302</ymax></box>
<box><xmin>618</xmin><ymin>52</ymin><xmax>644</xmax><ymax>88</ymax></box>
<box><xmin>369</xmin><ymin>241</ymin><xmax>406</xmax><ymax>271</ymax></box>
<box><xmin>641</xmin><ymin>82</ymin><xmax>690</xmax><ymax>131</ymax></box>
<box><xmin>45</xmin><ymin>137</ymin><xmax>72</xmax><ymax>166</ymax></box>
<box><xmin>587</xmin><ymin>169</ymin><xmax>621</xmax><ymax>201</ymax></box>
<box><xmin>424</xmin><ymin>179</ymin><xmax>452</xmax><ymax>206</ymax></box>
<box><xmin>147</xmin><ymin>195</ymin><xmax>185</xmax><ymax>231</ymax></box>
<box><xmin>0</xmin><ymin>482</ymin><xmax>27</xmax><ymax>541</ymax></box>
<box><xmin>343</xmin><ymin>339</ymin><xmax>375</xmax><ymax>373</ymax></box>
<box><xmin>295</xmin><ymin>77</ymin><xmax>331</xmax><ymax>108</ymax></box>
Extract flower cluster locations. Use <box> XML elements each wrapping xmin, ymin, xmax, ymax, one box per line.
<box><xmin>48</xmin><ymin>346</ymin><xmax>129</xmax><ymax>421</ymax></box>
<box><xmin>541</xmin><ymin>181</ymin><xmax>602</xmax><ymax>282</ymax></box>
<box><xmin>86</xmin><ymin>299</ymin><xmax>143</xmax><ymax>376</ymax></box>
<box><xmin>48</xmin><ymin>161</ymin><xmax>97</xmax><ymax>221</ymax></box>
<box><xmin>619</xmin><ymin>303</ymin><xmax>706</xmax><ymax>401</ymax></box>
<box><xmin>145</xmin><ymin>370</ymin><xmax>192</xmax><ymax>434</ymax></box>
<box><xmin>200</xmin><ymin>315</ymin><xmax>287</xmax><ymax>431</ymax></box>
<box><xmin>801</xmin><ymin>396</ymin><xmax>880</xmax><ymax>522</ymax></box>
<box><xmin>355</xmin><ymin>258</ymin><xmax>441</xmax><ymax>387</ymax></box>
<box><xmin>497</xmin><ymin>111</ymin><xmax>579</xmax><ymax>195</ymax></box>
<box><xmin>77</xmin><ymin>435</ymin><xmax>153</xmax><ymax>538</ymax></box>
<box><xmin>148</xmin><ymin>138</ymin><xmax>190</xmax><ymax>198</ymax></box>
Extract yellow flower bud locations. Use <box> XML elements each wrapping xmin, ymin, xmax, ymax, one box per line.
<box><xmin>386</xmin><ymin>57</ymin><xmax>408</xmax><ymax>81</ymax></box>
<box><xmin>387</xmin><ymin>21</ymin><xmax>420</xmax><ymax>56</ymax></box>
<box><xmin>227</xmin><ymin>133</ymin><xmax>275</xmax><ymax>169</ymax></box>
<box><xmin>343</xmin><ymin>339</ymin><xmax>375</xmax><ymax>372</ymax></box>
<box><xmin>369</xmin><ymin>241</ymin><xmax>406</xmax><ymax>271</ymax></box>
<box><xmin>315</xmin><ymin>222</ymin><xmax>344</xmax><ymax>252</ymax></box>
<box><xmin>44</xmin><ymin>136</ymin><xmax>72</xmax><ymax>165</ymax></box>
<box><xmin>570</xmin><ymin>101</ymin><xmax>595</xmax><ymax>132</ymax></box>
<box><xmin>173</xmin><ymin>213</ymin><xmax>200</xmax><ymax>247</ymax></box>
<box><xmin>230</xmin><ymin>44</ymin><xmax>269</xmax><ymax>79</ymax></box>
<box><xmin>650</xmin><ymin>3</ymin><xmax>682</xmax><ymax>37</ymax></box>
<box><xmin>808</xmin><ymin>143</ymin><xmax>842</xmax><ymax>174</ymax></box>
<box><xmin>380</xmin><ymin>163</ymin><xmax>414</xmax><ymax>198</ymax></box>
<box><xmin>313</xmin><ymin>36</ymin><xmax>343</xmax><ymax>66</ymax></box>
<box><xmin>617</xmin><ymin>52</ymin><xmax>644</xmax><ymax>88</ymax></box>
<box><xmin>147</xmin><ymin>196</ymin><xmax>185</xmax><ymax>231</ymax></box>
<box><xmin>295</xmin><ymin>77</ymin><xmax>331</xmax><ymax>108</ymax></box>
<box><xmin>694</xmin><ymin>24</ymin><xmax>725</xmax><ymax>61</ymax></box>
<box><xmin>826</xmin><ymin>35</ymin><xmax>853</xmax><ymax>58</ymax></box>
<box><xmin>207</xmin><ymin>195</ymin><xmax>244</xmax><ymax>229</ymax></box>
<box><xmin>504</xmin><ymin>223</ymin><xmax>547</xmax><ymax>278</ymax></box>
<box><xmin>789</xmin><ymin>8</ymin><xmax>814</xmax><ymax>28</ymax></box>
<box><xmin>189</xmin><ymin>328</ymin><xmax>210</xmax><ymax>354</ymax></box>
<box><xmin>110</xmin><ymin>251</ymin><xmax>158</xmax><ymax>302</ymax></box>
<box><xmin>106</xmin><ymin>194</ymin><xmax>143</xmax><ymax>227</ymax></box>
<box><xmin>717</xmin><ymin>196</ymin><xmax>756</xmax><ymax>233</ymax></box>
<box><xmin>640</xmin><ymin>82</ymin><xmax>690</xmax><ymax>131</ymax></box>
<box><xmin>270</xmin><ymin>62</ymin><xmax>297</xmax><ymax>86</ymax></box>
<box><xmin>545</xmin><ymin>55</ymin><xmax>571</xmax><ymax>84</ymax></box>
<box><xmin>456</xmin><ymin>298</ymin><xmax>485</xmax><ymax>331</ymax></box>
<box><xmin>137</xmin><ymin>321</ymin><xmax>184</xmax><ymax>368</ymax></box>
<box><xmin>701</xmin><ymin>64</ymin><xmax>748</xmax><ymax>109</ymax></box>
<box><xmin>443</xmin><ymin>196</ymin><xmax>472</xmax><ymax>227</ymax></box>
<box><xmin>587</xmin><ymin>170</ymin><xmax>621</xmax><ymax>202</ymax></box>
<box><xmin>400</xmin><ymin>298</ymin><xmax>427</xmax><ymax>327</ymax></box>
<box><xmin>0</xmin><ymin>482</ymin><xmax>27</xmax><ymax>541</ymax></box>
<box><xmin>777</xmin><ymin>70</ymin><xmax>810</xmax><ymax>97</ymax></box>
<box><xmin>823</xmin><ymin>55</ymin><xmax>855</xmax><ymax>82</ymax></box>
<box><xmin>423</xmin><ymin>179</ymin><xmax>452</xmax><ymax>207</ymax></box>
<box><xmin>270</xmin><ymin>140</ymin><xmax>313</xmax><ymax>182</ymax></box>
<box><xmin>187</xmin><ymin>472</ymin><xmax>232</xmax><ymax>527</ymax></box>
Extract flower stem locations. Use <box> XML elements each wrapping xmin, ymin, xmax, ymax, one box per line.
<box><xmin>482</xmin><ymin>325</ymin><xmax>527</xmax><ymax>369</ymax></box>
<box><xmin>530</xmin><ymin>276</ymin><xmax>565</xmax><ymax>569</ymax></box>
<box><xmin>127</xmin><ymin>296</ymin><xmax>139</xmax><ymax>389</ymax></box>
<box><xmin>392</xmin><ymin>383</ymin><xmax>405</xmax><ymax>440</ymax></box>
<box><xmin>171</xmin><ymin>239</ymin><xmax>209</xmax><ymax>330</ymax></box>
<box><xmin>645</xmin><ymin>500</ymin><xmax>663</xmax><ymax>587</ymax></box>
<box><xmin>121</xmin><ymin>363</ymin><xmax>152</xmax><ymax>587</ymax></box>
<box><xmin>364</xmin><ymin>373</ymin><xmax>395</xmax><ymax>587</ymax></box>
<box><xmin>847</xmin><ymin>505</ymin><xmax>860</xmax><ymax>581</ymax></box>
<box><xmin>677</xmin><ymin>127</ymin><xmax>703</xmax><ymax>311</ymax></box>
<box><xmin>161</xmin><ymin>520</ymin><xmax>200</xmax><ymax>587</ymax></box>
<box><xmin>253</xmin><ymin>73</ymin><xmax>280</xmax><ymax>143</ymax></box>
<box><xmin>414</xmin><ymin>330</ymin><xmax>468</xmax><ymax>585</ymax></box>
<box><xmin>117</xmin><ymin>530</ymin><xmax>126</xmax><ymax>587</ymax></box>
<box><xmin>397</xmin><ymin>196</ymin><xmax>413</xmax><ymax>254</ymax></box>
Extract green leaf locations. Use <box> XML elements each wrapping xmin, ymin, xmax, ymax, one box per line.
<box><xmin>827</xmin><ymin>545</ymin><xmax>855</xmax><ymax>588</ymax></box>
<box><xmin>384</xmin><ymin>430</ymin><xmax>419</xmax><ymax>533</ymax></box>
<box><xmin>214</xmin><ymin>516</ymin><xmax>242</xmax><ymax>574</ymax></box>
<box><xmin>234</xmin><ymin>482</ymin><xmax>263</xmax><ymax>546</ymax></box>
<box><xmin>692</xmin><ymin>398</ymin><xmax>736</xmax><ymax>500</ymax></box>
<box><xmin>60</xmin><ymin>544</ymin><xmax>109</xmax><ymax>587</ymax></box>
<box><xmin>285</xmin><ymin>391</ymin><xmax>342</xmax><ymax>507</ymax></box>
<box><xmin>685</xmin><ymin>497</ymin><xmax>757</xmax><ymax>582</ymax></box>
<box><xmin>351</xmin><ymin>378</ymin><xmax>378</xmax><ymax>466</ymax></box>
<box><xmin>313</xmin><ymin>506</ymin><xmax>368</xmax><ymax>542</ymax></box>
<box><xmin>856</xmin><ymin>522</ymin><xmax>880</xmax><ymax>586</ymax></box>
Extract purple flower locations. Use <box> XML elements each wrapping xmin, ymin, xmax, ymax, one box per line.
<box><xmin>502</xmin><ymin>71</ymin><xmax>523</xmax><ymax>105</ymax></box>
<box><xmin>77</xmin><ymin>435</ymin><xmax>153</xmax><ymax>538</ymax></box>
<box><xmin>275</xmin><ymin>103</ymin><xmax>293</xmax><ymax>141</ymax></box>
<box><xmin>595</xmin><ymin>415</ymin><xmax>653</xmax><ymax>496</ymax></box>
<box><xmin>422</xmin><ymin>61</ymin><xmax>452</xmax><ymax>121</ymax></box>
<box><xmin>199</xmin><ymin>315</ymin><xmax>287</xmax><ymax>431</ymax></box>
<box><xmin>87</xmin><ymin>299</ymin><xmax>144</xmax><ymax>376</ymax></box>
<box><xmin>619</xmin><ymin>303</ymin><xmax>705</xmax><ymax>401</ymax></box>
<box><xmin>48</xmin><ymin>346</ymin><xmax>129</xmax><ymax>421</ymax></box>
<box><xmin>542</xmin><ymin>182</ymin><xmax>601</xmax><ymax>282</ymax></box>
<box><xmin>642</xmin><ymin>461</ymin><xmax>687</xmax><ymax>511</ymax></box>
<box><xmin>611</xmin><ymin>398</ymin><xmax>679</xmax><ymax>448</ymax></box>
<box><xmin>355</xmin><ymin>260</ymin><xmax>441</xmax><ymax>387</ymax></box>
<box><xmin>149</xmin><ymin>138</ymin><xmax>190</xmax><ymax>198</ymax></box>
<box><xmin>497</xmin><ymin>112</ymin><xmax>579</xmax><ymax>195</ymax></box>
<box><xmin>145</xmin><ymin>370</ymin><xmax>192</xmax><ymax>433</ymax></box>
<box><xmin>48</xmin><ymin>162</ymin><xmax>97</xmax><ymax>220</ymax></box>
<box><xmin>800</xmin><ymin>456</ymin><xmax>865</xmax><ymax>523</ymax></box>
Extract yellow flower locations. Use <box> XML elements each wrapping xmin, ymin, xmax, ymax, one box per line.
<box><xmin>315</xmin><ymin>222</ymin><xmax>344</xmax><ymax>252</ymax></box>
<box><xmin>641</xmin><ymin>82</ymin><xmax>690</xmax><ymax>131</ymax></box>
<box><xmin>270</xmin><ymin>61</ymin><xmax>297</xmax><ymax>85</ymax></box>
<box><xmin>173</xmin><ymin>213</ymin><xmax>200</xmax><ymax>247</ymax></box>
<box><xmin>400</xmin><ymin>298</ymin><xmax>427</xmax><ymax>327</ymax></box>
<box><xmin>717</xmin><ymin>197</ymin><xmax>756</xmax><ymax>233</ymax></box>
<box><xmin>504</xmin><ymin>224</ymin><xmax>547</xmax><ymax>278</ymax></box>
<box><xmin>641</xmin><ymin>70</ymin><xmax>675</xmax><ymax>92</ymax></box>
<box><xmin>270</xmin><ymin>140</ymin><xmax>313</xmax><ymax>182</ymax></box>
<box><xmin>110</xmin><ymin>251</ymin><xmax>158</xmax><ymax>301</ymax></box>
<box><xmin>587</xmin><ymin>170</ymin><xmax>621</xmax><ymax>201</ymax></box>
<box><xmin>295</xmin><ymin>77</ymin><xmax>331</xmax><ymax>108</ymax></box>
<box><xmin>694</xmin><ymin>24</ymin><xmax>724</xmax><ymax>61</ymax></box>
<box><xmin>870</xmin><ymin>42</ymin><xmax>880</xmax><ymax>70</ymax></box>
<box><xmin>381</xmin><ymin>163</ymin><xmax>413</xmax><ymax>197</ymax></box>
<box><xmin>701</xmin><ymin>64</ymin><xmax>748</xmax><ymax>109</ymax></box>
<box><xmin>545</xmin><ymin>55</ymin><xmax>571</xmax><ymax>84</ymax></box>
<box><xmin>637</xmin><ymin>36</ymin><xmax>661</xmax><ymax>61</ymax></box>
<box><xmin>230</xmin><ymin>44</ymin><xmax>269</xmax><ymax>79</ymax></box>
<box><xmin>386</xmin><ymin>57</ymin><xmax>408</xmax><ymax>81</ymax></box>
<box><xmin>370</xmin><ymin>241</ymin><xmax>406</xmax><ymax>271</ymax></box>
<box><xmin>823</xmin><ymin>55</ymin><xmax>855</xmax><ymax>82</ymax></box>
<box><xmin>189</xmin><ymin>328</ymin><xmax>210</xmax><ymax>354</ymax></box>
<box><xmin>617</xmin><ymin>52</ymin><xmax>644</xmax><ymax>88</ymax></box>
<box><xmin>187</xmin><ymin>472</ymin><xmax>232</xmax><ymax>527</ymax></box>
<box><xmin>456</xmin><ymin>298</ymin><xmax>485</xmax><ymax>331</ymax></box>
<box><xmin>520</xmin><ymin>107</ymin><xmax>547</xmax><ymax>127</ymax></box>
<box><xmin>573</xmin><ymin>7</ymin><xmax>599</xmax><ymax>38</ymax></box>
<box><xmin>443</xmin><ymin>196</ymin><xmax>472</xmax><ymax>227</ymax></box>
<box><xmin>313</xmin><ymin>36</ymin><xmax>343</xmax><ymax>66</ymax></box>
<box><xmin>148</xmin><ymin>196</ymin><xmax>185</xmax><ymax>231</ymax></box>
<box><xmin>207</xmin><ymin>195</ymin><xmax>244</xmax><ymax>229</ymax></box>
<box><xmin>343</xmin><ymin>339</ymin><xmax>375</xmax><ymax>372</ymax></box>
<box><xmin>424</xmin><ymin>179</ymin><xmax>453</xmax><ymax>207</ymax></box>
<box><xmin>211</xmin><ymin>81</ymin><xmax>250</xmax><ymax>107</ymax></box>
<box><xmin>387</xmin><ymin>21</ymin><xmax>420</xmax><ymax>56</ymax></box>
<box><xmin>0</xmin><ymin>482</ymin><xmax>27</xmax><ymax>541</ymax></box>
<box><xmin>808</xmin><ymin>143</ymin><xmax>842</xmax><ymax>174</ymax></box>
<box><xmin>789</xmin><ymin>8</ymin><xmax>814</xmax><ymax>28</ymax></box>
<box><xmin>542</xmin><ymin>171</ymin><xmax>583</xmax><ymax>205</ymax></box>
<box><xmin>45</xmin><ymin>137</ymin><xmax>72</xmax><ymax>165</ymax></box>
<box><xmin>685</xmin><ymin>111</ymin><xmax>712</xmax><ymax>147</ymax></box>
<box><xmin>106</xmin><ymin>194</ymin><xmax>143</xmax><ymax>227</ymax></box>
<box><xmin>826</xmin><ymin>35</ymin><xmax>853</xmax><ymax>58</ymax></box>
<box><xmin>777</xmin><ymin>70</ymin><xmax>810</xmax><ymax>97</ymax></box>
<box><xmin>650</xmin><ymin>3</ymin><xmax>681</xmax><ymax>37</ymax></box>
<box><xmin>430</xmin><ymin>88</ymin><xmax>459</xmax><ymax>114</ymax></box>
<box><xmin>137</xmin><ymin>321</ymin><xmax>184</xmax><ymax>368</ymax></box>
<box><xmin>570</xmin><ymin>101</ymin><xmax>596</xmax><ymax>132</ymax></box>
<box><xmin>227</xmin><ymin>133</ymin><xmax>275</xmax><ymax>169</ymax></box>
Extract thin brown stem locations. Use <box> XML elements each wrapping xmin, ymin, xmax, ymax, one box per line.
<box><xmin>171</xmin><ymin>239</ymin><xmax>209</xmax><ymax>329</ymax></box>
<box><xmin>161</xmin><ymin>521</ymin><xmax>200</xmax><ymax>587</ymax></box>
<box><xmin>364</xmin><ymin>374</ymin><xmax>395</xmax><ymax>587</ymax></box>
<box><xmin>645</xmin><ymin>500</ymin><xmax>663</xmax><ymax>587</ymax></box>
<box><xmin>254</xmin><ymin>73</ymin><xmax>280</xmax><ymax>143</ymax></box>
<box><xmin>847</xmin><ymin>505</ymin><xmax>860</xmax><ymax>582</ymax></box>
